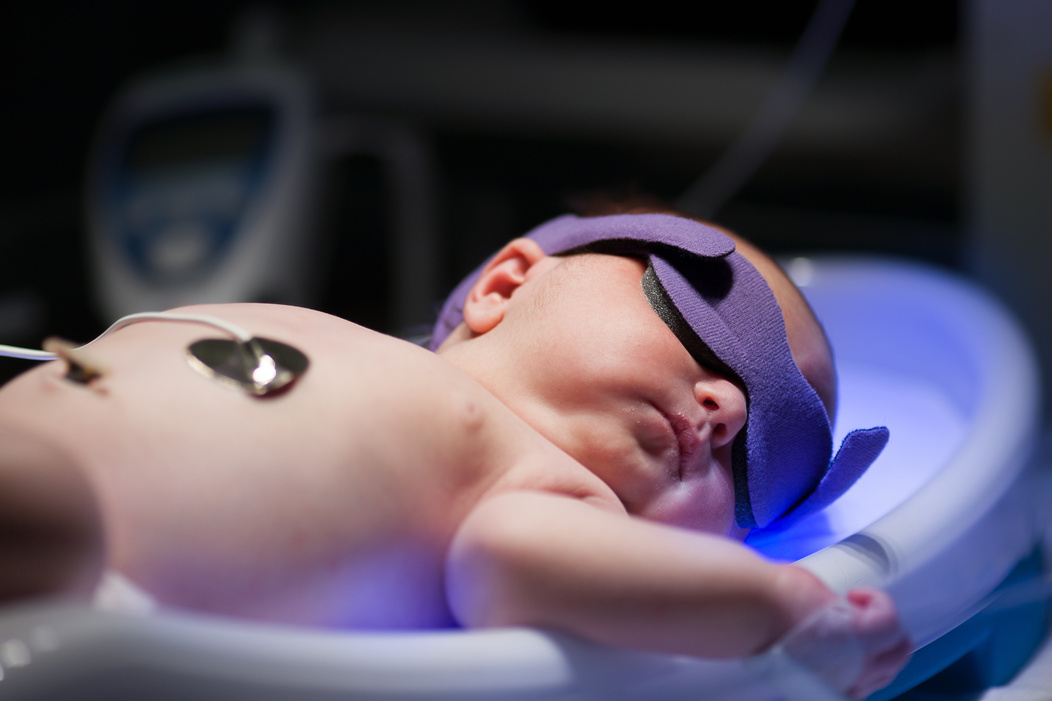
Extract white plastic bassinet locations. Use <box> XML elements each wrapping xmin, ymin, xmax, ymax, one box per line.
<box><xmin>0</xmin><ymin>255</ymin><xmax>1046</xmax><ymax>701</ymax></box>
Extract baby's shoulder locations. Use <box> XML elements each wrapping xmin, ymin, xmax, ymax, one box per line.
<box><xmin>166</xmin><ymin>302</ymin><xmax>381</xmax><ymax>346</ymax></box>
<box><xmin>168</xmin><ymin>302</ymin><xmax>437</xmax><ymax>370</ymax></box>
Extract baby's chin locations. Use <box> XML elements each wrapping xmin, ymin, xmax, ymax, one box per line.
<box><xmin>726</xmin><ymin>523</ymin><xmax>751</xmax><ymax>541</ymax></box>
<box><xmin>634</xmin><ymin>492</ymin><xmax>743</xmax><ymax>539</ymax></box>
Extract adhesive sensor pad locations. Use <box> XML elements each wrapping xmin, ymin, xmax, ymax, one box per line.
<box><xmin>186</xmin><ymin>337</ymin><xmax>308</xmax><ymax>396</ymax></box>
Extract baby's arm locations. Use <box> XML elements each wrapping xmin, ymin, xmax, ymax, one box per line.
<box><xmin>0</xmin><ymin>427</ymin><xmax>104</xmax><ymax>603</ymax></box>
<box><xmin>447</xmin><ymin>491</ymin><xmax>909</xmax><ymax>699</ymax></box>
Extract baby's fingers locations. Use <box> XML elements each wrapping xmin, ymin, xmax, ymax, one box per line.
<box><xmin>847</xmin><ymin>637</ymin><xmax>912</xmax><ymax>699</ymax></box>
<box><xmin>848</xmin><ymin>589</ymin><xmax>909</xmax><ymax>648</ymax></box>
<box><xmin>844</xmin><ymin>589</ymin><xmax>912</xmax><ymax>698</ymax></box>
<box><xmin>766</xmin><ymin>589</ymin><xmax>911</xmax><ymax>699</ymax></box>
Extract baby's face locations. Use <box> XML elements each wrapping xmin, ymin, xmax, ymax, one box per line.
<box><xmin>487</xmin><ymin>254</ymin><xmax>749</xmax><ymax>536</ymax></box>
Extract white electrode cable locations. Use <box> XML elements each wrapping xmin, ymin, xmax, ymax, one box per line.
<box><xmin>676</xmin><ymin>0</ymin><xmax>856</xmax><ymax>219</ymax></box>
<box><xmin>0</xmin><ymin>344</ymin><xmax>56</xmax><ymax>361</ymax></box>
<box><xmin>0</xmin><ymin>312</ymin><xmax>254</xmax><ymax>362</ymax></box>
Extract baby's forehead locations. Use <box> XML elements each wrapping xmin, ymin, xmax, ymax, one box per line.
<box><xmin>549</xmin><ymin>250</ymin><xmax>647</xmax><ymax>278</ymax></box>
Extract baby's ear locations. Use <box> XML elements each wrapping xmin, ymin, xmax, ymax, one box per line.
<box><xmin>463</xmin><ymin>238</ymin><xmax>547</xmax><ymax>335</ymax></box>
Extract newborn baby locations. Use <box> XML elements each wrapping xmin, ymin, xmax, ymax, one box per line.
<box><xmin>0</xmin><ymin>211</ymin><xmax>909</xmax><ymax>698</ymax></box>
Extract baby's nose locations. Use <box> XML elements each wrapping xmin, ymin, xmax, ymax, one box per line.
<box><xmin>694</xmin><ymin>377</ymin><xmax>748</xmax><ymax>448</ymax></box>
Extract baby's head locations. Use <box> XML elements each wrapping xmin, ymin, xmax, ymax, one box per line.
<box><xmin>433</xmin><ymin>209</ymin><xmax>887</xmax><ymax>533</ymax></box>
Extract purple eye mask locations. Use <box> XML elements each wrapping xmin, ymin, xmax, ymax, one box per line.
<box><xmin>431</xmin><ymin>213</ymin><xmax>888</xmax><ymax>529</ymax></box>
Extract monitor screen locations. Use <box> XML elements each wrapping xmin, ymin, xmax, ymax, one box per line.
<box><xmin>124</xmin><ymin>106</ymin><xmax>273</xmax><ymax>175</ymax></box>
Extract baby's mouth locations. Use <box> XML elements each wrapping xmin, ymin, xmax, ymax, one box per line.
<box><xmin>656</xmin><ymin>405</ymin><xmax>703</xmax><ymax>481</ymax></box>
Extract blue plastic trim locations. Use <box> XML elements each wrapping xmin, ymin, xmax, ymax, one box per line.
<box><xmin>871</xmin><ymin>546</ymin><xmax>1049</xmax><ymax>700</ymax></box>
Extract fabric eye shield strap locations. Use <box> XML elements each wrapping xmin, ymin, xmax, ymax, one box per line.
<box><xmin>431</xmin><ymin>213</ymin><xmax>888</xmax><ymax>529</ymax></box>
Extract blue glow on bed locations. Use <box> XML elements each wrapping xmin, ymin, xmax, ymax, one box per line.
<box><xmin>750</xmin><ymin>360</ymin><xmax>968</xmax><ymax>560</ymax></box>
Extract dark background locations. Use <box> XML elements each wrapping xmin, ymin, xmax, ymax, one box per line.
<box><xmin>0</xmin><ymin>0</ymin><xmax>960</xmax><ymax>381</ymax></box>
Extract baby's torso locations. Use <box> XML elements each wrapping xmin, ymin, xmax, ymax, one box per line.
<box><xmin>0</xmin><ymin>304</ymin><xmax>613</xmax><ymax>628</ymax></box>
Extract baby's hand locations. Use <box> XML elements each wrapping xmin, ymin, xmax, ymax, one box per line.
<box><xmin>753</xmin><ymin>588</ymin><xmax>911</xmax><ymax>700</ymax></box>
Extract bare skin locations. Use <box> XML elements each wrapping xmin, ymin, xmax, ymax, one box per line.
<box><xmin>0</xmin><ymin>234</ymin><xmax>909</xmax><ymax>697</ymax></box>
<box><xmin>0</xmin><ymin>303</ymin><xmax>606</xmax><ymax>628</ymax></box>
<box><xmin>0</xmin><ymin>426</ymin><xmax>103</xmax><ymax>602</ymax></box>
